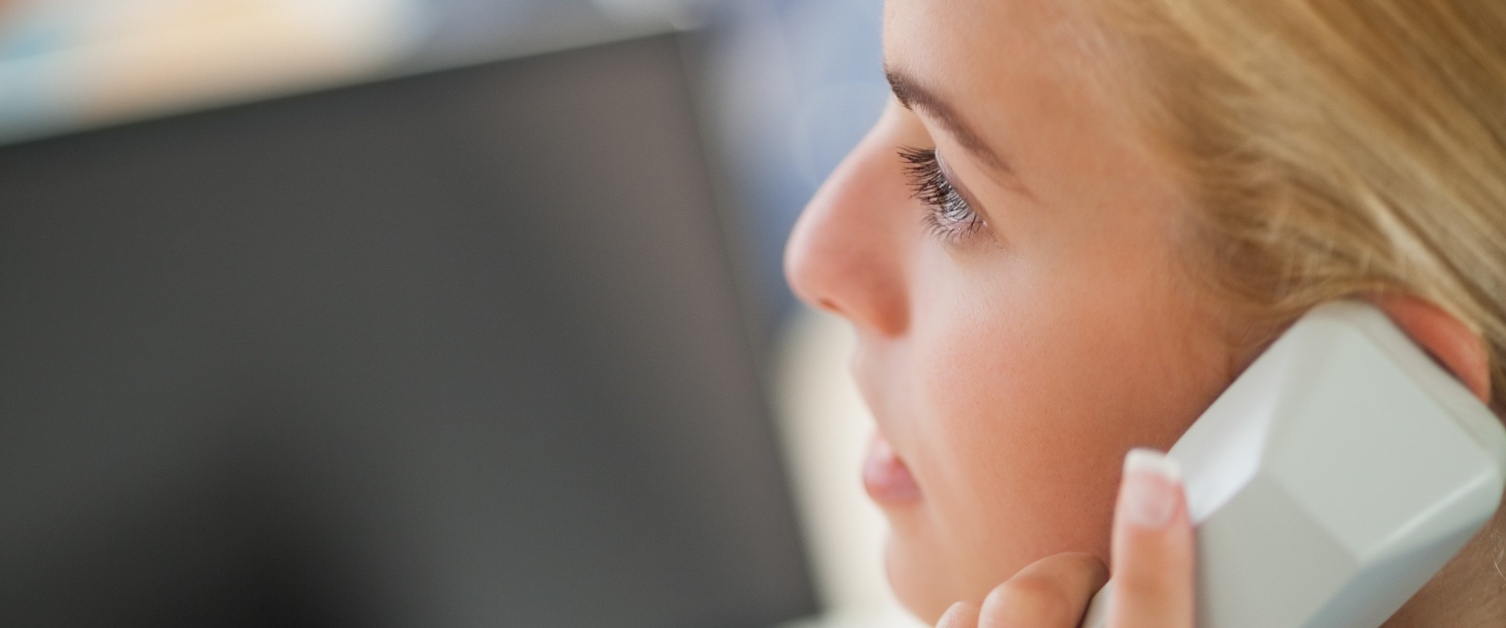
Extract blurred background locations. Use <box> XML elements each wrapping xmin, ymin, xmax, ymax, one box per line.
<box><xmin>0</xmin><ymin>1</ymin><xmax>923</xmax><ymax>627</ymax></box>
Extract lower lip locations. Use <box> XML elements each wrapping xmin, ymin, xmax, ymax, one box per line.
<box><xmin>863</xmin><ymin>433</ymin><xmax>923</xmax><ymax>504</ymax></box>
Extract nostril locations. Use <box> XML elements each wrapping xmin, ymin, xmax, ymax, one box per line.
<box><xmin>817</xmin><ymin>298</ymin><xmax>844</xmax><ymax>316</ymax></box>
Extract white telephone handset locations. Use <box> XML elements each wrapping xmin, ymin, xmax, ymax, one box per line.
<box><xmin>1079</xmin><ymin>301</ymin><xmax>1506</xmax><ymax>628</ymax></box>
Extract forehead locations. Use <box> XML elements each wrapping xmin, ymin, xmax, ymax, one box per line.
<box><xmin>890</xmin><ymin>1</ymin><xmax>1123</xmax><ymax>171</ymax></box>
<box><xmin>882</xmin><ymin>0</ymin><xmax>1102</xmax><ymax>84</ymax></box>
<box><xmin>885</xmin><ymin>0</ymin><xmax>1126</xmax><ymax>143</ymax></box>
<box><xmin>883</xmin><ymin>0</ymin><xmax>1100</xmax><ymax>175</ymax></box>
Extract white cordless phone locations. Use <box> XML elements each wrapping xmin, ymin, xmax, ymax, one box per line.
<box><xmin>1079</xmin><ymin>301</ymin><xmax>1506</xmax><ymax>628</ymax></box>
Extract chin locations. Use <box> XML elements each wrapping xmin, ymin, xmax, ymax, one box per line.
<box><xmin>882</xmin><ymin>529</ymin><xmax>958</xmax><ymax>624</ymax></box>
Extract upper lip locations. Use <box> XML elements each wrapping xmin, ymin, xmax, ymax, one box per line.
<box><xmin>849</xmin><ymin>351</ymin><xmax>901</xmax><ymax>449</ymax></box>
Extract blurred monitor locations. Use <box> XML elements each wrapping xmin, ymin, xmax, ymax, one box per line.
<box><xmin>0</xmin><ymin>33</ymin><xmax>815</xmax><ymax>628</ymax></box>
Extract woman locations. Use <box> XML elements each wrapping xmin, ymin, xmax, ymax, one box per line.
<box><xmin>783</xmin><ymin>0</ymin><xmax>1506</xmax><ymax>626</ymax></box>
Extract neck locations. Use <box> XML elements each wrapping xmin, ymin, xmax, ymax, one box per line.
<box><xmin>1382</xmin><ymin>505</ymin><xmax>1506</xmax><ymax>627</ymax></box>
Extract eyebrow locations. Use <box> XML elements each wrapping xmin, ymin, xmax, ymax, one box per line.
<box><xmin>884</xmin><ymin>66</ymin><xmax>1011</xmax><ymax>174</ymax></box>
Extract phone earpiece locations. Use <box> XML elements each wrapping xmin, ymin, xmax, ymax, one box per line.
<box><xmin>1080</xmin><ymin>301</ymin><xmax>1506</xmax><ymax>628</ymax></box>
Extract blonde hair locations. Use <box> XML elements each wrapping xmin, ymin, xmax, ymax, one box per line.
<box><xmin>1084</xmin><ymin>0</ymin><xmax>1506</xmax><ymax>411</ymax></box>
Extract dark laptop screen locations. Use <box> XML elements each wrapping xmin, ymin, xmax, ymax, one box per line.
<box><xmin>0</xmin><ymin>34</ymin><xmax>815</xmax><ymax>628</ymax></box>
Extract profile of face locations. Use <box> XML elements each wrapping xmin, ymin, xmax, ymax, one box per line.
<box><xmin>784</xmin><ymin>0</ymin><xmax>1252</xmax><ymax>622</ymax></box>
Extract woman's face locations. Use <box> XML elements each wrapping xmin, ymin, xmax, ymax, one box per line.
<box><xmin>785</xmin><ymin>0</ymin><xmax>1247</xmax><ymax>621</ymax></box>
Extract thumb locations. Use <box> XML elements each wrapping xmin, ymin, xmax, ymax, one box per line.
<box><xmin>1108</xmin><ymin>449</ymin><xmax>1194</xmax><ymax>628</ymax></box>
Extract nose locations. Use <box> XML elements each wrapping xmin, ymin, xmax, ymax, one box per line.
<box><xmin>784</xmin><ymin>122</ymin><xmax>911</xmax><ymax>337</ymax></box>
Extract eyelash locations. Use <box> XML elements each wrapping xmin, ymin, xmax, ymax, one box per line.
<box><xmin>898</xmin><ymin>146</ymin><xmax>986</xmax><ymax>244</ymax></box>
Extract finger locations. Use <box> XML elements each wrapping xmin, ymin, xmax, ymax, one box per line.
<box><xmin>976</xmin><ymin>552</ymin><xmax>1109</xmax><ymax>627</ymax></box>
<box><xmin>1109</xmin><ymin>448</ymin><xmax>1194</xmax><ymax>628</ymax></box>
<box><xmin>937</xmin><ymin>601</ymin><xmax>980</xmax><ymax>628</ymax></box>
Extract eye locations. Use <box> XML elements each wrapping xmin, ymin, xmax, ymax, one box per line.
<box><xmin>898</xmin><ymin>146</ymin><xmax>987</xmax><ymax>245</ymax></box>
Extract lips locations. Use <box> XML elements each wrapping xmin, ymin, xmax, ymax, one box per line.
<box><xmin>864</xmin><ymin>432</ymin><xmax>923</xmax><ymax>504</ymax></box>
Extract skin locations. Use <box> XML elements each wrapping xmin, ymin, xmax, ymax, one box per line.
<box><xmin>788</xmin><ymin>0</ymin><xmax>1235</xmax><ymax>620</ymax></box>
<box><xmin>784</xmin><ymin>0</ymin><xmax>1501</xmax><ymax>625</ymax></box>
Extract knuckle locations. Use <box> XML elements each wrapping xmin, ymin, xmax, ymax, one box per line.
<box><xmin>979</xmin><ymin>574</ymin><xmax>1078</xmax><ymax>626</ymax></box>
<box><xmin>1053</xmin><ymin>552</ymin><xmax>1111</xmax><ymax>582</ymax></box>
<box><xmin>936</xmin><ymin>601</ymin><xmax>981</xmax><ymax>628</ymax></box>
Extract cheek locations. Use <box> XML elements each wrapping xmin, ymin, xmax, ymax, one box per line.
<box><xmin>893</xmin><ymin>248</ymin><xmax>1228</xmax><ymax>607</ymax></box>
<box><xmin>913</xmin><ymin>290</ymin><xmax>1124</xmax><ymax>579</ymax></box>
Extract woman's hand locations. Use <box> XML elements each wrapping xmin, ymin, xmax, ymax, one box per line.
<box><xmin>937</xmin><ymin>449</ymin><xmax>1194</xmax><ymax>628</ymax></box>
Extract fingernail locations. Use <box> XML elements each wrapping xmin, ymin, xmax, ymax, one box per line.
<box><xmin>1121</xmin><ymin>448</ymin><xmax>1182</xmax><ymax>529</ymax></box>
